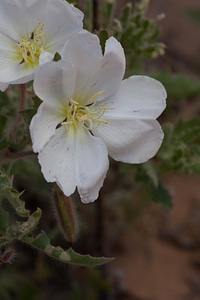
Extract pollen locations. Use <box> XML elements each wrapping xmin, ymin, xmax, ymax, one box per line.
<box><xmin>61</xmin><ymin>91</ymin><xmax>113</xmax><ymax>130</ymax></box>
<box><xmin>17</xmin><ymin>23</ymin><xmax>45</xmax><ymax>66</ymax></box>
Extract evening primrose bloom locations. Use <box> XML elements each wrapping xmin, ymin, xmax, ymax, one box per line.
<box><xmin>30</xmin><ymin>31</ymin><xmax>166</xmax><ymax>203</ymax></box>
<box><xmin>0</xmin><ymin>0</ymin><xmax>83</xmax><ymax>88</ymax></box>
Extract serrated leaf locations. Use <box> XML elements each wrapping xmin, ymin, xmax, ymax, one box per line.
<box><xmin>7</xmin><ymin>208</ymin><xmax>41</xmax><ymax>238</ymax></box>
<box><xmin>22</xmin><ymin>232</ymin><xmax>114</xmax><ymax>267</ymax></box>
<box><xmin>67</xmin><ymin>248</ymin><xmax>114</xmax><ymax>267</ymax></box>
<box><xmin>158</xmin><ymin>119</ymin><xmax>200</xmax><ymax>174</ymax></box>
<box><xmin>0</xmin><ymin>169</ymin><xmax>29</xmax><ymax>217</ymax></box>
<box><xmin>0</xmin><ymin>208</ymin><xmax>41</xmax><ymax>246</ymax></box>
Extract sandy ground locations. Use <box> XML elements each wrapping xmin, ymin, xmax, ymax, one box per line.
<box><xmin>110</xmin><ymin>1</ymin><xmax>200</xmax><ymax>299</ymax></box>
<box><xmin>111</xmin><ymin>174</ymin><xmax>200</xmax><ymax>300</ymax></box>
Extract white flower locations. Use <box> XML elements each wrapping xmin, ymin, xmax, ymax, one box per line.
<box><xmin>30</xmin><ymin>31</ymin><xmax>166</xmax><ymax>203</ymax></box>
<box><xmin>0</xmin><ymin>0</ymin><xmax>83</xmax><ymax>85</ymax></box>
<box><xmin>0</xmin><ymin>82</ymin><xmax>9</xmax><ymax>92</ymax></box>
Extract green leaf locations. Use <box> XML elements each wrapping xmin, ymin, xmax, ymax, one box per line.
<box><xmin>20</xmin><ymin>97</ymin><xmax>42</xmax><ymax>125</ymax></box>
<box><xmin>22</xmin><ymin>232</ymin><xmax>114</xmax><ymax>267</ymax></box>
<box><xmin>150</xmin><ymin>181</ymin><xmax>172</xmax><ymax>209</ymax></box>
<box><xmin>158</xmin><ymin>119</ymin><xmax>200</xmax><ymax>174</ymax></box>
<box><xmin>0</xmin><ymin>208</ymin><xmax>41</xmax><ymax>246</ymax></box>
<box><xmin>67</xmin><ymin>248</ymin><xmax>114</xmax><ymax>267</ymax></box>
<box><xmin>111</xmin><ymin>0</ymin><xmax>164</xmax><ymax>64</ymax></box>
<box><xmin>53</xmin><ymin>52</ymin><xmax>61</xmax><ymax>61</ymax></box>
<box><xmin>152</xmin><ymin>71</ymin><xmax>200</xmax><ymax>100</ymax></box>
<box><xmin>120</xmin><ymin>3</ymin><xmax>132</xmax><ymax>30</ymax></box>
<box><xmin>0</xmin><ymin>169</ymin><xmax>29</xmax><ymax>217</ymax></box>
<box><xmin>98</xmin><ymin>29</ymin><xmax>109</xmax><ymax>55</ymax></box>
<box><xmin>142</xmin><ymin>161</ymin><xmax>158</xmax><ymax>187</ymax></box>
<box><xmin>174</xmin><ymin>118</ymin><xmax>200</xmax><ymax>142</ymax></box>
<box><xmin>7</xmin><ymin>208</ymin><xmax>41</xmax><ymax>237</ymax></box>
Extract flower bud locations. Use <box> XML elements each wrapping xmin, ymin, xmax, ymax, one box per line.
<box><xmin>53</xmin><ymin>185</ymin><xmax>79</xmax><ymax>242</ymax></box>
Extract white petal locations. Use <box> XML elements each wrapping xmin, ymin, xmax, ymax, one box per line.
<box><xmin>24</xmin><ymin>0</ymin><xmax>48</xmax><ymax>33</ymax></box>
<box><xmin>61</xmin><ymin>33</ymin><xmax>125</xmax><ymax>104</ymax></box>
<box><xmin>105</xmin><ymin>76</ymin><xmax>166</xmax><ymax>119</ymax></box>
<box><xmin>93</xmin><ymin>118</ymin><xmax>164</xmax><ymax>163</ymax></box>
<box><xmin>0</xmin><ymin>60</ymin><xmax>35</xmax><ymax>84</ymax></box>
<box><xmin>33</xmin><ymin>61</ymin><xmax>76</xmax><ymax>106</ymax></box>
<box><xmin>61</xmin><ymin>31</ymin><xmax>102</xmax><ymax>100</ymax></box>
<box><xmin>44</xmin><ymin>0</ymin><xmax>83</xmax><ymax>53</ymax></box>
<box><xmin>0</xmin><ymin>0</ymin><xmax>83</xmax><ymax>84</ymax></box>
<box><xmin>0</xmin><ymin>82</ymin><xmax>9</xmax><ymax>92</ymax></box>
<box><xmin>39</xmin><ymin>51</ymin><xmax>54</xmax><ymax>65</ymax></box>
<box><xmin>75</xmin><ymin>128</ymin><xmax>109</xmax><ymax>203</ymax></box>
<box><xmin>38</xmin><ymin>125</ymin><xmax>109</xmax><ymax>202</ymax></box>
<box><xmin>0</xmin><ymin>0</ymin><xmax>47</xmax><ymax>54</ymax></box>
<box><xmin>30</xmin><ymin>103</ymin><xmax>65</xmax><ymax>153</ymax></box>
<box><xmin>0</xmin><ymin>32</ymin><xmax>37</xmax><ymax>83</ymax></box>
<box><xmin>0</xmin><ymin>0</ymin><xmax>27</xmax><ymax>41</ymax></box>
<box><xmin>87</xmin><ymin>37</ymin><xmax>125</xmax><ymax>102</ymax></box>
<box><xmin>38</xmin><ymin>126</ymin><xmax>76</xmax><ymax>197</ymax></box>
<box><xmin>0</xmin><ymin>32</ymin><xmax>26</xmax><ymax>83</ymax></box>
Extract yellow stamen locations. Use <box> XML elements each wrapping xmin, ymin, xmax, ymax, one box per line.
<box><xmin>87</xmin><ymin>90</ymin><xmax>105</xmax><ymax>103</ymax></box>
<box><xmin>61</xmin><ymin>91</ymin><xmax>113</xmax><ymax>130</ymax></box>
<box><xmin>17</xmin><ymin>22</ymin><xmax>45</xmax><ymax>66</ymax></box>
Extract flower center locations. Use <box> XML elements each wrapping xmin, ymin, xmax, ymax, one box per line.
<box><xmin>17</xmin><ymin>23</ymin><xmax>45</xmax><ymax>66</ymax></box>
<box><xmin>62</xmin><ymin>91</ymin><xmax>111</xmax><ymax>130</ymax></box>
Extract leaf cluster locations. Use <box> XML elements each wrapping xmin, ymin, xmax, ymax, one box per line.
<box><xmin>103</xmin><ymin>0</ymin><xmax>165</xmax><ymax>64</ymax></box>
<box><xmin>0</xmin><ymin>169</ymin><xmax>112</xmax><ymax>267</ymax></box>
<box><xmin>134</xmin><ymin>161</ymin><xmax>172</xmax><ymax>209</ymax></box>
<box><xmin>158</xmin><ymin>119</ymin><xmax>200</xmax><ymax>174</ymax></box>
<box><xmin>152</xmin><ymin>70</ymin><xmax>200</xmax><ymax>101</ymax></box>
<box><xmin>82</xmin><ymin>0</ymin><xmax>165</xmax><ymax>65</ymax></box>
